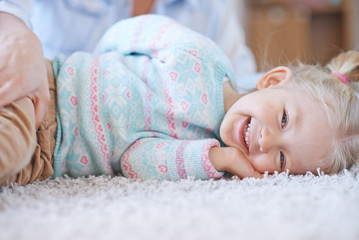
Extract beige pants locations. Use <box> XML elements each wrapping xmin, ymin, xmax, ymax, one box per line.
<box><xmin>0</xmin><ymin>74</ymin><xmax>57</xmax><ymax>186</ymax></box>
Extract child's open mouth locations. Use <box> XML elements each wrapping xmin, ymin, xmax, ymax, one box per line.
<box><xmin>243</xmin><ymin>117</ymin><xmax>251</xmax><ymax>151</ymax></box>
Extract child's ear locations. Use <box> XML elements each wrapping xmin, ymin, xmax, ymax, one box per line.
<box><xmin>256</xmin><ymin>66</ymin><xmax>292</xmax><ymax>90</ymax></box>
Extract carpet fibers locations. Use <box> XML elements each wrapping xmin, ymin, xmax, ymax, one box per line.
<box><xmin>1</xmin><ymin>171</ymin><xmax>359</xmax><ymax>240</ymax></box>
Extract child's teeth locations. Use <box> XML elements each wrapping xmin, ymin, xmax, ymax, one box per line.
<box><xmin>244</xmin><ymin>123</ymin><xmax>250</xmax><ymax>146</ymax></box>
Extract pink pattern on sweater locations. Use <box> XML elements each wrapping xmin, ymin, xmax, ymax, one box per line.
<box><xmin>149</xmin><ymin>20</ymin><xmax>176</xmax><ymax>57</ymax></box>
<box><xmin>121</xmin><ymin>140</ymin><xmax>141</xmax><ymax>179</ymax></box>
<box><xmin>130</xmin><ymin>15</ymin><xmax>150</xmax><ymax>52</ymax></box>
<box><xmin>89</xmin><ymin>56</ymin><xmax>113</xmax><ymax>175</ymax></box>
<box><xmin>201</xmin><ymin>141</ymin><xmax>222</xmax><ymax>178</ymax></box>
<box><xmin>164</xmin><ymin>86</ymin><xmax>177</xmax><ymax>138</ymax></box>
<box><xmin>143</xmin><ymin>58</ymin><xmax>153</xmax><ymax>132</ymax></box>
<box><xmin>176</xmin><ymin>141</ymin><xmax>189</xmax><ymax>179</ymax></box>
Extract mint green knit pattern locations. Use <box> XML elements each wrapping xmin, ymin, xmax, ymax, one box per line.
<box><xmin>53</xmin><ymin>15</ymin><xmax>235</xmax><ymax>180</ymax></box>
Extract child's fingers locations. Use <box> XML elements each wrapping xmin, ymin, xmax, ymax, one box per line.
<box><xmin>251</xmin><ymin>171</ymin><xmax>264</xmax><ymax>179</ymax></box>
<box><xmin>226</xmin><ymin>149</ymin><xmax>263</xmax><ymax>179</ymax></box>
<box><xmin>233</xmin><ymin>164</ymin><xmax>263</xmax><ymax>179</ymax></box>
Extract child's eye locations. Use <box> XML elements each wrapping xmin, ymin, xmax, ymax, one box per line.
<box><xmin>281</xmin><ymin>110</ymin><xmax>288</xmax><ymax>128</ymax></box>
<box><xmin>280</xmin><ymin>151</ymin><xmax>285</xmax><ymax>170</ymax></box>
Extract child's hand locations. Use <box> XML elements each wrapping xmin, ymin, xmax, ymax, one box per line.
<box><xmin>209</xmin><ymin>146</ymin><xmax>263</xmax><ymax>179</ymax></box>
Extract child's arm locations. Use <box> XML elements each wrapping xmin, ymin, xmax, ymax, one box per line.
<box><xmin>120</xmin><ymin>138</ymin><xmax>262</xmax><ymax>181</ymax></box>
<box><xmin>209</xmin><ymin>147</ymin><xmax>263</xmax><ymax>179</ymax></box>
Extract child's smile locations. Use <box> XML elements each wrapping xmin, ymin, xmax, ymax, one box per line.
<box><xmin>234</xmin><ymin>116</ymin><xmax>251</xmax><ymax>153</ymax></box>
<box><xmin>243</xmin><ymin>117</ymin><xmax>251</xmax><ymax>148</ymax></box>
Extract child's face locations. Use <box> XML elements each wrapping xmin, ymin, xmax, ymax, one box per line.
<box><xmin>220</xmin><ymin>76</ymin><xmax>333</xmax><ymax>175</ymax></box>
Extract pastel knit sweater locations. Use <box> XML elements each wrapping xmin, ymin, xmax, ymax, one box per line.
<box><xmin>52</xmin><ymin>15</ymin><xmax>235</xmax><ymax>180</ymax></box>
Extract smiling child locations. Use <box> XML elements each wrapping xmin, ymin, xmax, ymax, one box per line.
<box><xmin>0</xmin><ymin>15</ymin><xmax>358</xmax><ymax>185</ymax></box>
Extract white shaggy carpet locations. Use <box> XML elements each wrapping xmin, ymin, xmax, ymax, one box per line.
<box><xmin>1</xmin><ymin>170</ymin><xmax>359</xmax><ymax>240</ymax></box>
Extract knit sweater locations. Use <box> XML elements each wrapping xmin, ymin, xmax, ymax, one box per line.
<box><xmin>53</xmin><ymin>15</ymin><xmax>235</xmax><ymax>180</ymax></box>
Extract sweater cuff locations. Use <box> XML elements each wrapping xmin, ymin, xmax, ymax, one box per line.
<box><xmin>168</xmin><ymin>139</ymin><xmax>224</xmax><ymax>180</ymax></box>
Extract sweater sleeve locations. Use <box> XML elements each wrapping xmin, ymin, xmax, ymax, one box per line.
<box><xmin>95</xmin><ymin>14</ymin><xmax>230</xmax><ymax>65</ymax></box>
<box><xmin>121</xmin><ymin>138</ymin><xmax>224</xmax><ymax>181</ymax></box>
<box><xmin>95</xmin><ymin>14</ymin><xmax>236</xmax><ymax>84</ymax></box>
<box><xmin>95</xmin><ymin>15</ymin><xmax>188</xmax><ymax>55</ymax></box>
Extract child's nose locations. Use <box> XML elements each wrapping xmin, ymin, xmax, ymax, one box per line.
<box><xmin>259</xmin><ymin>127</ymin><xmax>275</xmax><ymax>153</ymax></box>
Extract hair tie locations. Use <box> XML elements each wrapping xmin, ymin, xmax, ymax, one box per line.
<box><xmin>332</xmin><ymin>71</ymin><xmax>349</xmax><ymax>84</ymax></box>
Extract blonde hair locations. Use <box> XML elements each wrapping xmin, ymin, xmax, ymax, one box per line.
<box><xmin>288</xmin><ymin>51</ymin><xmax>359</xmax><ymax>174</ymax></box>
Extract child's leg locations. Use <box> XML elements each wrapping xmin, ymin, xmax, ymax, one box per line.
<box><xmin>0</xmin><ymin>97</ymin><xmax>37</xmax><ymax>186</ymax></box>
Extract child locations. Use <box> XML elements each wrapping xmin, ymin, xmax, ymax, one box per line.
<box><xmin>0</xmin><ymin>15</ymin><xmax>358</xmax><ymax>186</ymax></box>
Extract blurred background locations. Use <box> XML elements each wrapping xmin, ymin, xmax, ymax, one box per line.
<box><xmin>240</xmin><ymin>0</ymin><xmax>359</xmax><ymax>71</ymax></box>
